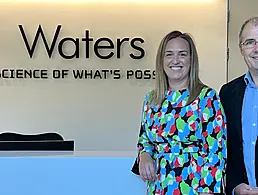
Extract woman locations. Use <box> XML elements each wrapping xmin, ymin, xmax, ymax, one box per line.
<box><xmin>131</xmin><ymin>31</ymin><xmax>227</xmax><ymax>195</ymax></box>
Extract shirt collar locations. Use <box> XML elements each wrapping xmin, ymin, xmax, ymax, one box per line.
<box><xmin>244</xmin><ymin>71</ymin><xmax>257</xmax><ymax>88</ymax></box>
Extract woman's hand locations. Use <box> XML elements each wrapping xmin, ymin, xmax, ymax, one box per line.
<box><xmin>139</xmin><ymin>152</ymin><xmax>156</xmax><ymax>182</ymax></box>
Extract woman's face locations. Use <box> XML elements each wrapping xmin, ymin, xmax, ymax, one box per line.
<box><xmin>163</xmin><ymin>37</ymin><xmax>191</xmax><ymax>82</ymax></box>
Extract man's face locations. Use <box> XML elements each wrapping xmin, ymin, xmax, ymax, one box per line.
<box><xmin>240</xmin><ymin>22</ymin><xmax>258</xmax><ymax>73</ymax></box>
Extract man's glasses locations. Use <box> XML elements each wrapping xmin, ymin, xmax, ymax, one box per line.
<box><xmin>241</xmin><ymin>39</ymin><xmax>258</xmax><ymax>49</ymax></box>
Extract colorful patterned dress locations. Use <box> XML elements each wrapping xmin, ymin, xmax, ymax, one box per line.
<box><xmin>137</xmin><ymin>87</ymin><xmax>227</xmax><ymax>195</ymax></box>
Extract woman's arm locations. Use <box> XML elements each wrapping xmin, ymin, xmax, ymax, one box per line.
<box><xmin>137</xmin><ymin>92</ymin><xmax>154</xmax><ymax>161</ymax></box>
<box><xmin>198</xmin><ymin>88</ymin><xmax>227</xmax><ymax>194</ymax></box>
<box><xmin>131</xmin><ymin>91</ymin><xmax>155</xmax><ymax>176</ymax></box>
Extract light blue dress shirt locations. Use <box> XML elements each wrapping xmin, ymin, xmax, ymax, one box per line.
<box><xmin>242</xmin><ymin>71</ymin><xmax>258</xmax><ymax>187</ymax></box>
<box><xmin>233</xmin><ymin>72</ymin><xmax>258</xmax><ymax>195</ymax></box>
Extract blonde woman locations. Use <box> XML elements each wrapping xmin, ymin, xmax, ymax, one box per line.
<box><xmin>131</xmin><ymin>31</ymin><xmax>227</xmax><ymax>195</ymax></box>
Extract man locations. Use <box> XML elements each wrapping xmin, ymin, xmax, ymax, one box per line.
<box><xmin>219</xmin><ymin>16</ymin><xmax>258</xmax><ymax>195</ymax></box>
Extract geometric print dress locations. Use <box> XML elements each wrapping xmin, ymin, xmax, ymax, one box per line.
<box><xmin>137</xmin><ymin>87</ymin><xmax>227</xmax><ymax>195</ymax></box>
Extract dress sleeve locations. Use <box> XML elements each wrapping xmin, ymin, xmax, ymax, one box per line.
<box><xmin>137</xmin><ymin>92</ymin><xmax>154</xmax><ymax>161</ymax></box>
<box><xmin>198</xmin><ymin>88</ymin><xmax>227</xmax><ymax>193</ymax></box>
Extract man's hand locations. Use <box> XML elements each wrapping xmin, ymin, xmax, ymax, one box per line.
<box><xmin>235</xmin><ymin>183</ymin><xmax>258</xmax><ymax>195</ymax></box>
<box><xmin>139</xmin><ymin>152</ymin><xmax>156</xmax><ymax>182</ymax></box>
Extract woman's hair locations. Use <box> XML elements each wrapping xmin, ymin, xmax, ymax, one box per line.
<box><xmin>149</xmin><ymin>30</ymin><xmax>206</xmax><ymax>106</ymax></box>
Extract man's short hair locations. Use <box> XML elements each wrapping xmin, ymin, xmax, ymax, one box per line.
<box><xmin>239</xmin><ymin>16</ymin><xmax>258</xmax><ymax>44</ymax></box>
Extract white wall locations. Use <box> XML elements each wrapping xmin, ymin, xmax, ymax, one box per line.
<box><xmin>0</xmin><ymin>0</ymin><xmax>227</xmax><ymax>151</ymax></box>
